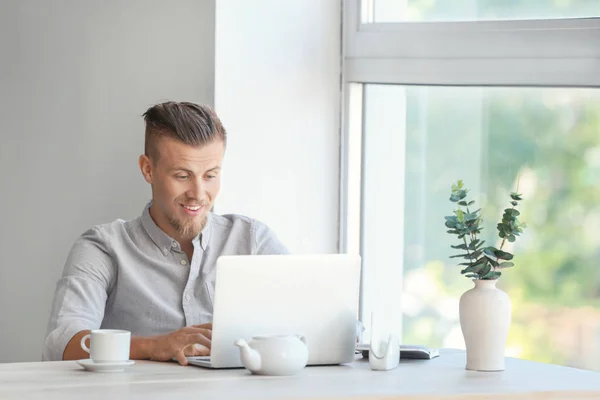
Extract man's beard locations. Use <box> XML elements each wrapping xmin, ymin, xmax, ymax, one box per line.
<box><xmin>167</xmin><ymin>212</ymin><xmax>207</xmax><ymax>241</ymax></box>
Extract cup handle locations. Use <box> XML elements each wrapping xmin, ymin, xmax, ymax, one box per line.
<box><xmin>297</xmin><ymin>334</ymin><xmax>307</xmax><ymax>345</ymax></box>
<box><xmin>80</xmin><ymin>334</ymin><xmax>91</xmax><ymax>354</ymax></box>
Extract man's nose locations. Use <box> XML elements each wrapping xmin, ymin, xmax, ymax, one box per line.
<box><xmin>187</xmin><ymin>178</ymin><xmax>205</xmax><ymax>199</ymax></box>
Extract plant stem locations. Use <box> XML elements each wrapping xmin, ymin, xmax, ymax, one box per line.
<box><xmin>462</xmin><ymin>236</ymin><xmax>472</xmax><ymax>264</ymax></box>
<box><xmin>500</xmin><ymin>176</ymin><xmax>521</xmax><ymax>251</ymax></box>
<box><xmin>466</xmin><ymin>207</ymin><xmax>476</xmax><ymax>244</ymax></box>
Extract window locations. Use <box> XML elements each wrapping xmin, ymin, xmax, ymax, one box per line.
<box><xmin>341</xmin><ymin>0</ymin><xmax>600</xmax><ymax>370</ymax></box>
<box><xmin>368</xmin><ymin>0</ymin><xmax>600</xmax><ymax>22</ymax></box>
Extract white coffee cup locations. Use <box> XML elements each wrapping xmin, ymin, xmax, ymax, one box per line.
<box><xmin>80</xmin><ymin>329</ymin><xmax>131</xmax><ymax>363</ymax></box>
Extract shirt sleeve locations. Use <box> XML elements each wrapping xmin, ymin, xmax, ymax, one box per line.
<box><xmin>252</xmin><ymin>220</ymin><xmax>290</xmax><ymax>255</ymax></box>
<box><xmin>42</xmin><ymin>227</ymin><xmax>116</xmax><ymax>361</ymax></box>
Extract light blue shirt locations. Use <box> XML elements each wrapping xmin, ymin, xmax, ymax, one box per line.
<box><xmin>42</xmin><ymin>202</ymin><xmax>289</xmax><ymax>361</ymax></box>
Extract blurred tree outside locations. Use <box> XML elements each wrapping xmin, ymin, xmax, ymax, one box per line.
<box><xmin>365</xmin><ymin>0</ymin><xmax>600</xmax><ymax>370</ymax></box>
<box><xmin>400</xmin><ymin>87</ymin><xmax>600</xmax><ymax>371</ymax></box>
<box><xmin>396</xmin><ymin>0</ymin><xmax>598</xmax><ymax>21</ymax></box>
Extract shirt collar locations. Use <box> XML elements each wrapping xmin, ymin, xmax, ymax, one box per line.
<box><xmin>199</xmin><ymin>212</ymin><xmax>212</xmax><ymax>251</ymax></box>
<box><xmin>141</xmin><ymin>201</ymin><xmax>212</xmax><ymax>254</ymax></box>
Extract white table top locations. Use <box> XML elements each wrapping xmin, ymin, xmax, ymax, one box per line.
<box><xmin>1</xmin><ymin>350</ymin><xmax>600</xmax><ymax>400</ymax></box>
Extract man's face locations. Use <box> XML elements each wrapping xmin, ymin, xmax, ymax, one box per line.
<box><xmin>139</xmin><ymin>137</ymin><xmax>225</xmax><ymax>242</ymax></box>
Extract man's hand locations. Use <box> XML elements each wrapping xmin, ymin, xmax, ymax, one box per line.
<box><xmin>148</xmin><ymin>324</ymin><xmax>212</xmax><ymax>366</ymax></box>
<box><xmin>63</xmin><ymin>324</ymin><xmax>213</xmax><ymax>364</ymax></box>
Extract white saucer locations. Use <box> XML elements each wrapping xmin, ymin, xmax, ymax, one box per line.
<box><xmin>76</xmin><ymin>359</ymin><xmax>135</xmax><ymax>372</ymax></box>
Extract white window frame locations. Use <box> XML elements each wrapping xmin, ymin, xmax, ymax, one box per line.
<box><xmin>339</xmin><ymin>0</ymin><xmax>600</xmax><ymax>333</ymax></box>
<box><xmin>344</xmin><ymin>0</ymin><xmax>600</xmax><ymax>86</ymax></box>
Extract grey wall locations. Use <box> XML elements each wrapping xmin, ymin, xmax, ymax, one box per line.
<box><xmin>0</xmin><ymin>0</ymin><xmax>216</xmax><ymax>362</ymax></box>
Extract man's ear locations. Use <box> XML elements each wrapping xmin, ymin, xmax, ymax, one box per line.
<box><xmin>139</xmin><ymin>154</ymin><xmax>153</xmax><ymax>184</ymax></box>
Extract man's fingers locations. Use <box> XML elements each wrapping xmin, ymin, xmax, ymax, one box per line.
<box><xmin>174</xmin><ymin>350</ymin><xmax>189</xmax><ymax>366</ymax></box>
<box><xmin>192</xmin><ymin>344</ymin><xmax>210</xmax><ymax>356</ymax></box>
<box><xmin>183</xmin><ymin>344</ymin><xmax>196</xmax><ymax>356</ymax></box>
<box><xmin>186</xmin><ymin>333</ymin><xmax>211</xmax><ymax>349</ymax></box>
<box><xmin>191</xmin><ymin>323</ymin><xmax>212</xmax><ymax>330</ymax></box>
<box><xmin>181</xmin><ymin>328</ymin><xmax>212</xmax><ymax>340</ymax></box>
<box><xmin>201</xmin><ymin>329</ymin><xmax>212</xmax><ymax>340</ymax></box>
<box><xmin>183</xmin><ymin>343</ymin><xmax>210</xmax><ymax>357</ymax></box>
<box><xmin>181</xmin><ymin>327</ymin><xmax>212</xmax><ymax>339</ymax></box>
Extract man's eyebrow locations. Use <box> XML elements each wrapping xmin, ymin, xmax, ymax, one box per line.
<box><xmin>169</xmin><ymin>166</ymin><xmax>221</xmax><ymax>173</ymax></box>
<box><xmin>169</xmin><ymin>167</ymin><xmax>194</xmax><ymax>173</ymax></box>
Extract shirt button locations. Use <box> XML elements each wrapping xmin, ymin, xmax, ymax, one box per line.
<box><xmin>171</xmin><ymin>241</ymin><xmax>178</xmax><ymax>249</ymax></box>
<box><xmin>185</xmin><ymin>294</ymin><xmax>191</xmax><ymax>301</ymax></box>
<box><xmin>162</xmin><ymin>247</ymin><xmax>169</xmax><ymax>255</ymax></box>
<box><xmin>180</xmin><ymin>259</ymin><xmax>188</xmax><ymax>266</ymax></box>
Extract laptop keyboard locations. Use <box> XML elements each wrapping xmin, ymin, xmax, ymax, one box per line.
<box><xmin>188</xmin><ymin>356</ymin><xmax>211</xmax><ymax>361</ymax></box>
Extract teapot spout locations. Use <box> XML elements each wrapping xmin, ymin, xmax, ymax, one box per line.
<box><xmin>234</xmin><ymin>339</ymin><xmax>262</xmax><ymax>372</ymax></box>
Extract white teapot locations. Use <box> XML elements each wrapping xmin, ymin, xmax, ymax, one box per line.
<box><xmin>234</xmin><ymin>334</ymin><xmax>309</xmax><ymax>376</ymax></box>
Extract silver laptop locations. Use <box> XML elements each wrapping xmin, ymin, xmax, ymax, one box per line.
<box><xmin>187</xmin><ymin>254</ymin><xmax>361</xmax><ymax>369</ymax></box>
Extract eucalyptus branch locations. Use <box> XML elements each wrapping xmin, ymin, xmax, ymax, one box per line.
<box><xmin>500</xmin><ymin>175</ymin><xmax>522</xmax><ymax>250</ymax></box>
<box><xmin>445</xmin><ymin>180</ymin><xmax>526</xmax><ymax>280</ymax></box>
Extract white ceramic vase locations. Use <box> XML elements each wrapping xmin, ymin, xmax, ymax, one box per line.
<box><xmin>459</xmin><ymin>279</ymin><xmax>511</xmax><ymax>371</ymax></box>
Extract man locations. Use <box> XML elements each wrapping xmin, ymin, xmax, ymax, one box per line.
<box><xmin>42</xmin><ymin>101</ymin><xmax>288</xmax><ymax>365</ymax></box>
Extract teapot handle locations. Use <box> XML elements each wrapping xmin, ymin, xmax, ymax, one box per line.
<box><xmin>296</xmin><ymin>334</ymin><xmax>308</xmax><ymax>345</ymax></box>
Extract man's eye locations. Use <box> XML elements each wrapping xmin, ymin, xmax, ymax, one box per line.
<box><xmin>176</xmin><ymin>175</ymin><xmax>188</xmax><ymax>180</ymax></box>
<box><xmin>206</xmin><ymin>175</ymin><xmax>216</xmax><ymax>180</ymax></box>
